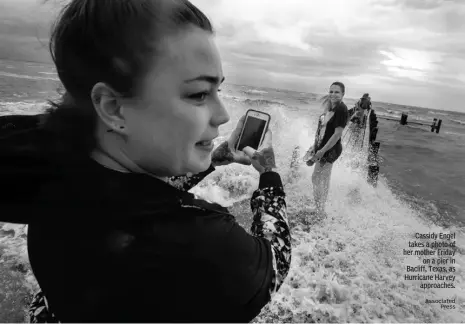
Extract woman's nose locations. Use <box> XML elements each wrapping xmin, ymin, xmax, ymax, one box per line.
<box><xmin>211</xmin><ymin>100</ymin><xmax>230</xmax><ymax>127</ymax></box>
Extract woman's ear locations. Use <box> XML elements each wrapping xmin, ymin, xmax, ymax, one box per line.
<box><xmin>91</xmin><ymin>82</ymin><xmax>128</xmax><ymax>135</ymax></box>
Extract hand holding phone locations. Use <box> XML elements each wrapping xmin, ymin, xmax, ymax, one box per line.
<box><xmin>235</xmin><ymin>109</ymin><xmax>271</xmax><ymax>152</ymax></box>
<box><xmin>242</xmin><ymin>130</ymin><xmax>276</xmax><ymax>175</ymax></box>
<box><xmin>211</xmin><ymin>115</ymin><xmax>252</xmax><ymax>167</ymax></box>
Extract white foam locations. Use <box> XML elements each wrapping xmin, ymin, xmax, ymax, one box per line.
<box><xmin>0</xmin><ymin>101</ymin><xmax>47</xmax><ymax>115</ymax></box>
<box><xmin>190</xmin><ymin>99</ymin><xmax>465</xmax><ymax>322</ymax></box>
<box><xmin>246</xmin><ymin>89</ymin><xmax>268</xmax><ymax>94</ymax></box>
<box><xmin>0</xmin><ymin>71</ymin><xmax>59</xmax><ymax>81</ymax></box>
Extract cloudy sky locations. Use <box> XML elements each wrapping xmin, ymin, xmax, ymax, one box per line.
<box><xmin>0</xmin><ymin>0</ymin><xmax>464</xmax><ymax>111</ymax></box>
<box><xmin>190</xmin><ymin>0</ymin><xmax>465</xmax><ymax>111</ymax></box>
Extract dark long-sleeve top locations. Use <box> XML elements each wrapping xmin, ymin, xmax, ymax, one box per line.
<box><xmin>0</xmin><ymin>113</ymin><xmax>292</xmax><ymax>323</ymax></box>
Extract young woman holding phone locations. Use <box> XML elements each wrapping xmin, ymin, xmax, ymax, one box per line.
<box><xmin>0</xmin><ymin>0</ymin><xmax>291</xmax><ymax>322</ymax></box>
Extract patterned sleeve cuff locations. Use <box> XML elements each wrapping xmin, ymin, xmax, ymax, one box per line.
<box><xmin>250</xmin><ymin>186</ymin><xmax>291</xmax><ymax>298</ymax></box>
<box><xmin>167</xmin><ymin>164</ymin><xmax>216</xmax><ymax>191</ymax></box>
<box><xmin>258</xmin><ymin>171</ymin><xmax>282</xmax><ymax>189</ymax></box>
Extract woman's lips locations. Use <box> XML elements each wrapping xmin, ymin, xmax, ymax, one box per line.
<box><xmin>195</xmin><ymin>140</ymin><xmax>214</xmax><ymax>151</ymax></box>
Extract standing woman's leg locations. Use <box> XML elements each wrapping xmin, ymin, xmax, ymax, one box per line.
<box><xmin>318</xmin><ymin>162</ymin><xmax>334</xmax><ymax>213</ymax></box>
<box><xmin>312</xmin><ymin>162</ymin><xmax>333</xmax><ymax>213</ymax></box>
<box><xmin>311</xmin><ymin>162</ymin><xmax>323</xmax><ymax>210</ymax></box>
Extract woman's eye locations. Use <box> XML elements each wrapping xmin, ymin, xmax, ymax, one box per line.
<box><xmin>189</xmin><ymin>92</ymin><xmax>209</xmax><ymax>101</ymax></box>
<box><xmin>188</xmin><ymin>89</ymin><xmax>221</xmax><ymax>102</ymax></box>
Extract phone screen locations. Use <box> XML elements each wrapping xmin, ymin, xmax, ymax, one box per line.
<box><xmin>237</xmin><ymin>116</ymin><xmax>267</xmax><ymax>151</ymax></box>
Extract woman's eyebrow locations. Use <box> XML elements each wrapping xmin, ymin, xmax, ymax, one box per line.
<box><xmin>184</xmin><ymin>75</ymin><xmax>225</xmax><ymax>84</ymax></box>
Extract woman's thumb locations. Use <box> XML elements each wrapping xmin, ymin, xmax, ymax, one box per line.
<box><xmin>262</xmin><ymin>129</ymin><xmax>272</xmax><ymax>145</ymax></box>
<box><xmin>234</xmin><ymin>151</ymin><xmax>252</xmax><ymax>165</ymax></box>
<box><xmin>242</xmin><ymin>146</ymin><xmax>256</xmax><ymax>158</ymax></box>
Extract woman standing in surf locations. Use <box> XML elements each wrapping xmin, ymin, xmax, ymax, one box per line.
<box><xmin>304</xmin><ymin>82</ymin><xmax>349</xmax><ymax>216</ymax></box>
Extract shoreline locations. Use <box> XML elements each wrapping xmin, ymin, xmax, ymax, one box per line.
<box><xmin>384</xmin><ymin>177</ymin><xmax>465</xmax><ymax>228</ymax></box>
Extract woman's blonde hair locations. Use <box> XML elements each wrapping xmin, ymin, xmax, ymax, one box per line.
<box><xmin>319</xmin><ymin>94</ymin><xmax>332</xmax><ymax>113</ymax></box>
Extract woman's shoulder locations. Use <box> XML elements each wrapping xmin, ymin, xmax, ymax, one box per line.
<box><xmin>332</xmin><ymin>102</ymin><xmax>348</xmax><ymax>119</ymax></box>
<box><xmin>337</xmin><ymin>101</ymin><xmax>348</xmax><ymax>111</ymax></box>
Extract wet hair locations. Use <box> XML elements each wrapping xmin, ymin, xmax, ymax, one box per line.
<box><xmin>42</xmin><ymin>0</ymin><xmax>213</xmax><ymax>162</ymax></box>
<box><xmin>319</xmin><ymin>94</ymin><xmax>331</xmax><ymax>112</ymax></box>
<box><xmin>330</xmin><ymin>81</ymin><xmax>345</xmax><ymax>94</ymax></box>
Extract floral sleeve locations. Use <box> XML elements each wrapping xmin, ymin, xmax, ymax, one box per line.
<box><xmin>250</xmin><ymin>185</ymin><xmax>291</xmax><ymax>298</ymax></box>
<box><xmin>167</xmin><ymin>164</ymin><xmax>216</xmax><ymax>192</ymax></box>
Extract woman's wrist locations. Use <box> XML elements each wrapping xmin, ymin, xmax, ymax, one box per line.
<box><xmin>259</xmin><ymin>167</ymin><xmax>276</xmax><ymax>175</ymax></box>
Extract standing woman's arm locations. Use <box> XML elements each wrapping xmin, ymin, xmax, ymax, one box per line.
<box><xmin>318</xmin><ymin>127</ymin><xmax>344</xmax><ymax>154</ymax></box>
<box><xmin>316</xmin><ymin>105</ymin><xmax>349</xmax><ymax>154</ymax></box>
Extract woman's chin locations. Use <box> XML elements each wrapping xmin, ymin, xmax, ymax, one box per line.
<box><xmin>186</xmin><ymin>156</ymin><xmax>212</xmax><ymax>174</ymax></box>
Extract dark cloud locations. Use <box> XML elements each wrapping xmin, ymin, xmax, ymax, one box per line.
<box><xmin>219</xmin><ymin>39</ymin><xmax>382</xmax><ymax>82</ymax></box>
<box><xmin>375</xmin><ymin>0</ymin><xmax>463</xmax><ymax>10</ymax></box>
<box><xmin>1</xmin><ymin>0</ymin><xmax>464</xmax><ymax>110</ymax></box>
<box><xmin>441</xmin><ymin>9</ymin><xmax>465</xmax><ymax>34</ymax></box>
<box><xmin>396</xmin><ymin>0</ymin><xmax>448</xmax><ymax>10</ymax></box>
<box><xmin>372</xmin><ymin>0</ymin><xmax>465</xmax><ymax>35</ymax></box>
<box><xmin>0</xmin><ymin>34</ymin><xmax>51</xmax><ymax>63</ymax></box>
<box><xmin>0</xmin><ymin>0</ymin><xmax>54</xmax><ymax>41</ymax></box>
<box><xmin>407</xmin><ymin>6</ymin><xmax>465</xmax><ymax>34</ymax></box>
<box><xmin>198</xmin><ymin>0</ymin><xmax>465</xmax><ymax>110</ymax></box>
<box><xmin>215</xmin><ymin>23</ymin><xmax>238</xmax><ymax>39</ymax></box>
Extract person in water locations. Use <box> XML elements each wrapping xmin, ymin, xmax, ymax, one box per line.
<box><xmin>359</xmin><ymin>93</ymin><xmax>372</xmax><ymax>110</ymax></box>
<box><xmin>347</xmin><ymin>93</ymin><xmax>371</xmax><ymax>117</ymax></box>
<box><xmin>0</xmin><ymin>0</ymin><xmax>291</xmax><ymax>322</ymax></box>
<box><xmin>346</xmin><ymin>101</ymin><xmax>366</xmax><ymax>148</ymax></box>
<box><xmin>350</xmin><ymin>100</ymin><xmax>364</xmax><ymax>123</ymax></box>
<box><xmin>304</xmin><ymin>82</ymin><xmax>349</xmax><ymax>216</ymax></box>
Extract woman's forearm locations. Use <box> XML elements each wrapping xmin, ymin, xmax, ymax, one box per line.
<box><xmin>319</xmin><ymin>132</ymin><xmax>342</xmax><ymax>153</ymax></box>
<box><xmin>308</xmin><ymin>139</ymin><xmax>317</xmax><ymax>152</ymax></box>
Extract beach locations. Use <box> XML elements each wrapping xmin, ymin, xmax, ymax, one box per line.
<box><xmin>1</xmin><ymin>59</ymin><xmax>464</xmax><ymax>322</ymax></box>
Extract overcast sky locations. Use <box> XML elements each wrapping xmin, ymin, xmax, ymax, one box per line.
<box><xmin>0</xmin><ymin>0</ymin><xmax>464</xmax><ymax>111</ymax></box>
<box><xmin>190</xmin><ymin>0</ymin><xmax>465</xmax><ymax>111</ymax></box>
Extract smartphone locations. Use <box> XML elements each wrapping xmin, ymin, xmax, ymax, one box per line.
<box><xmin>235</xmin><ymin>109</ymin><xmax>271</xmax><ymax>151</ymax></box>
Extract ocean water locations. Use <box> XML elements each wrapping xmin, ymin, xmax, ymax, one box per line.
<box><xmin>1</xmin><ymin>59</ymin><xmax>465</xmax><ymax>322</ymax></box>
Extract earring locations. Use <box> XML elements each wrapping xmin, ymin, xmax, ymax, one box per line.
<box><xmin>106</xmin><ymin>125</ymin><xmax>124</xmax><ymax>133</ymax></box>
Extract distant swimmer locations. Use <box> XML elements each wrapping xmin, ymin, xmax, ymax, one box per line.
<box><xmin>303</xmin><ymin>81</ymin><xmax>349</xmax><ymax>217</ymax></box>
